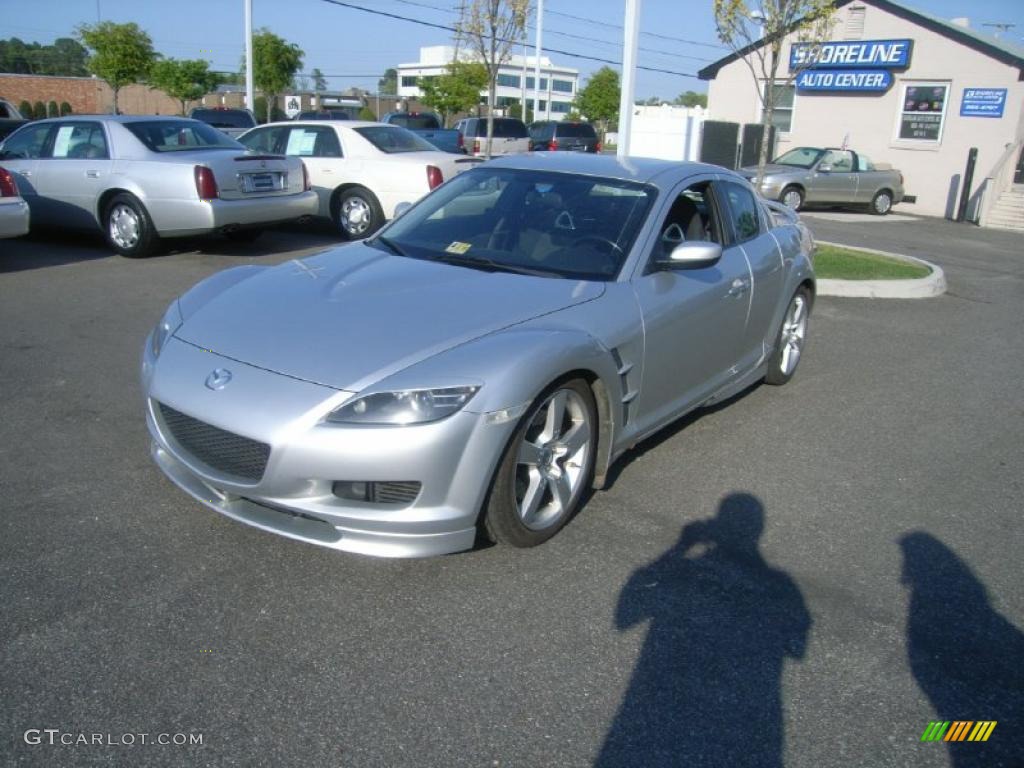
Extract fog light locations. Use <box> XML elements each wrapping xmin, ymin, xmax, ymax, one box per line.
<box><xmin>332</xmin><ymin>481</ymin><xmax>422</xmax><ymax>505</ymax></box>
<box><xmin>332</xmin><ymin>481</ymin><xmax>370</xmax><ymax>501</ymax></box>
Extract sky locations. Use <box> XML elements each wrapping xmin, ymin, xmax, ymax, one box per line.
<box><xmin>2</xmin><ymin>0</ymin><xmax>1024</xmax><ymax>98</ymax></box>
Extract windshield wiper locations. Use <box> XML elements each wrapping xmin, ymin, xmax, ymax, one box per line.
<box><xmin>372</xmin><ymin>235</ymin><xmax>408</xmax><ymax>257</ymax></box>
<box><xmin>430</xmin><ymin>252</ymin><xmax>555</xmax><ymax>277</ymax></box>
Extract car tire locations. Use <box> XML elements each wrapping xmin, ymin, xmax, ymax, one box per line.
<box><xmin>870</xmin><ymin>189</ymin><xmax>893</xmax><ymax>215</ymax></box>
<box><xmin>333</xmin><ymin>186</ymin><xmax>384</xmax><ymax>240</ymax></box>
<box><xmin>765</xmin><ymin>286</ymin><xmax>811</xmax><ymax>386</ymax></box>
<box><xmin>104</xmin><ymin>193</ymin><xmax>158</xmax><ymax>258</ymax></box>
<box><xmin>780</xmin><ymin>185</ymin><xmax>804</xmax><ymax>212</ymax></box>
<box><xmin>483</xmin><ymin>378</ymin><xmax>597</xmax><ymax>548</ymax></box>
<box><xmin>224</xmin><ymin>228</ymin><xmax>264</xmax><ymax>244</ymax></box>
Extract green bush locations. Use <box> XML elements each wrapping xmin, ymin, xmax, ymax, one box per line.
<box><xmin>358</xmin><ymin>106</ymin><xmax>376</xmax><ymax>121</ymax></box>
<box><xmin>47</xmin><ymin>100</ymin><xmax>58</xmax><ymax>118</ymax></box>
<box><xmin>60</xmin><ymin>101</ymin><xmax>73</xmax><ymax>116</ymax></box>
<box><xmin>18</xmin><ymin>100</ymin><xmax>33</xmax><ymax>119</ymax></box>
<box><xmin>33</xmin><ymin>100</ymin><xmax>45</xmax><ymax>119</ymax></box>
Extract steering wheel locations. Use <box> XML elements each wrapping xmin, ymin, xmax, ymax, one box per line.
<box><xmin>574</xmin><ymin>235</ymin><xmax>624</xmax><ymax>255</ymax></box>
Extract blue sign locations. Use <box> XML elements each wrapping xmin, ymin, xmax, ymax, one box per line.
<box><xmin>796</xmin><ymin>69</ymin><xmax>892</xmax><ymax>92</ymax></box>
<box><xmin>790</xmin><ymin>39</ymin><xmax>913</xmax><ymax>70</ymax></box>
<box><xmin>960</xmin><ymin>88</ymin><xmax>1007</xmax><ymax>118</ymax></box>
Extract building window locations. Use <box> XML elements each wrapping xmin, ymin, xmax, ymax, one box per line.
<box><xmin>496</xmin><ymin>96</ymin><xmax>519</xmax><ymax>107</ymax></box>
<box><xmin>525</xmin><ymin>77</ymin><xmax>548</xmax><ymax>91</ymax></box>
<box><xmin>496</xmin><ymin>73</ymin><xmax>520</xmax><ymax>88</ymax></box>
<box><xmin>896</xmin><ymin>83</ymin><xmax>949</xmax><ymax>142</ymax></box>
<box><xmin>761</xmin><ymin>83</ymin><xmax>794</xmax><ymax>133</ymax></box>
<box><xmin>551</xmin><ymin>79</ymin><xmax>573</xmax><ymax>93</ymax></box>
<box><xmin>844</xmin><ymin>6</ymin><xmax>866</xmax><ymax>39</ymax></box>
<box><xmin>550</xmin><ymin>101</ymin><xmax>570</xmax><ymax>113</ymax></box>
<box><xmin>400</xmin><ymin>75</ymin><xmax>419</xmax><ymax>87</ymax></box>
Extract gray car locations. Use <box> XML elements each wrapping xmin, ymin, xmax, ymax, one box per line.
<box><xmin>741</xmin><ymin>146</ymin><xmax>905</xmax><ymax>215</ymax></box>
<box><xmin>0</xmin><ymin>165</ymin><xmax>30</xmax><ymax>239</ymax></box>
<box><xmin>0</xmin><ymin>116</ymin><xmax>318</xmax><ymax>257</ymax></box>
<box><xmin>141</xmin><ymin>154</ymin><xmax>815</xmax><ymax>557</ymax></box>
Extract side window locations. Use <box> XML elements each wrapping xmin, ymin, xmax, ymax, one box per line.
<box><xmin>312</xmin><ymin>128</ymin><xmax>342</xmax><ymax>157</ymax></box>
<box><xmin>655</xmin><ymin>182</ymin><xmax>718</xmax><ymax>258</ymax></box>
<box><xmin>238</xmin><ymin>126</ymin><xmax>280</xmax><ymax>154</ymax></box>
<box><xmin>52</xmin><ymin>122</ymin><xmax>109</xmax><ymax>159</ymax></box>
<box><xmin>821</xmin><ymin>149</ymin><xmax>854</xmax><ymax>172</ymax></box>
<box><xmin>1</xmin><ymin>123</ymin><xmax>54</xmax><ymax>159</ymax></box>
<box><xmin>719</xmin><ymin>181</ymin><xmax>761</xmax><ymax>243</ymax></box>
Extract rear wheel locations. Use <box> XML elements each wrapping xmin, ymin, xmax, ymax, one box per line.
<box><xmin>334</xmin><ymin>186</ymin><xmax>384</xmax><ymax>240</ymax></box>
<box><xmin>870</xmin><ymin>189</ymin><xmax>893</xmax><ymax>215</ymax></box>
<box><xmin>483</xmin><ymin>379</ymin><xmax>597</xmax><ymax>548</ymax></box>
<box><xmin>780</xmin><ymin>186</ymin><xmax>804</xmax><ymax>212</ymax></box>
<box><xmin>105</xmin><ymin>193</ymin><xmax>158</xmax><ymax>258</ymax></box>
<box><xmin>765</xmin><ymin>287</ymin><xmax>810</xmax><ymax>385</ymax></box>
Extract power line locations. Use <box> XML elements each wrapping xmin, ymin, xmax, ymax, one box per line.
<box><xmin>318</xmin><ymin>0</ymin><xmax>700</xmax><ymax>79</ymax></box>
<box><xmin>545</xmin><ymin>8</ymin><xmax>728</xmax><ymax>50</ymax></box>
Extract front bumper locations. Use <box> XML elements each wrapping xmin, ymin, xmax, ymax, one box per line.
<box><xmin>142</xmin><ymin>337</ymin><xmax>514</xmax><ymax>557</ymax></box>
<box><xmin>152</xmin><ymin>191</ymin><xmax>319</xmax><ymax>238</ymax></box>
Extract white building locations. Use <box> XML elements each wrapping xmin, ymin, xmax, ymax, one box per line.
<box><xmin>699</xmin><ymin>0</ymin><xmax>1024</xmax><ymax>228</ymax></box>
<box><xmin>396</xmin><ymin>45</ymin><xmax>579</xmax><ymax>121</ymax></box>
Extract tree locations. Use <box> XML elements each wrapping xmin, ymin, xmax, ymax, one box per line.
<box><xmin>714</xmin><ymin>0</ymin><xmax>833</xmax><ymax>184</ymax></box>
<box><xmin>77</xmin><ymin>21</ymin><xmax>156</xmax><ymax>114</ymax></box>
<box><xmin>575</xmin><ymin>66</ymin><xmax>620</xmax><ymax>134</ymax></box>
<box><xmin>149</xmin><ymin>58</ymin><xmax>222</xmax><ymax>115</ymax></box>
<box><xmin>674</xmin><ymin>90</ymin><xmax>707</xmax><ymax>108</ymax></box>
<box><xmin>457</xmin><ymin>0</ymin><xmax>530</xmax><ymax>159</ymax></box>
<box><xmin>311</xmin><ymin>68</ymin><xmax>328</xmax><ymax>92</ymax></box>
<box><xmin>358</xmin><ymin>106</ymin><xmax>377</xmax><ymax>121</ymax></box>
<box><xmin>378</xmin><ymin>68</ymin><xmax>397</xmax><ymax>95</ymax></box>
<box><xmin>251</xmin><ymin>29</ymin><xmax>303</xmax><ymax>123</ymax></box>
<box><xmin>418</xmin><ymin>60</ymin><xmax>488</xmax><ymax>127</ymax></box>
<box><xmin>506</xmin><ymin>100</ymin><xmax>533</xmax><ymax>124</ymax></box>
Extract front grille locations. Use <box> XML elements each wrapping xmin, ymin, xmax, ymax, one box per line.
<box><xmin>157</xmin><ymin>402</ymin><xmax>270</xmax><ymax>482</ymax></box>
<box><xmin>374</xmin><ymin>481</ymin><xmax>422</xmax><ymax>505</ymax></box>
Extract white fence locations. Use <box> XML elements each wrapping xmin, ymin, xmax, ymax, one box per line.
<box><xmin>626</xmin><ymin>104</ymin><xmax>708</xmax><ymax>162</ymax></box>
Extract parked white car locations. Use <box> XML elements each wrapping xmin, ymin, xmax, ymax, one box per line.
<box><xmin>0</xmin><ymin>166</ymin><xmax>30</xmax><ymax>239</ymax></box>
<box><xmin>237</xmin><ymin>120</ymin><xmax>481</xmax><ymax>239</ymax></box>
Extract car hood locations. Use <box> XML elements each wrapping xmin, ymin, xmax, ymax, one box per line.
<box><xmin>175</xmin><ymin>243</ymin><xmax>604</xmax><ymax>391</ymax></box>
<box><xmin>739</xmin><ymin>164</ymin><xmax>802</xmax><ymax>178</ymax></box>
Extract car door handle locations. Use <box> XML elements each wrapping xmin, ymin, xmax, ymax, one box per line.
<box><xmin>727</xmin><ymin>278</ymin><xmax>750</xmax><ymax>297</ymax></box>
<box><xmin>85</xmin><ymin>170</ymin><xmax>100</xmax><ymax>178</ymax></box>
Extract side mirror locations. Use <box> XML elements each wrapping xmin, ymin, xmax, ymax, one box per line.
<box><xmin>817</xmin><ymin>163</ymin><xmax>832</xmax><ymax>173</ymax></box>
<box><xmin>394</xmin><ymin>201</ymin><xmax>413</xmax><ymax>218</ymax></box>
<box><xmin>659</xmin><ymin>240</ymin><xmax>722</xmax><ymax>270</ymax></box>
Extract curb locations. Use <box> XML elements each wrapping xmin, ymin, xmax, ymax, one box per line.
<box><xmin>814</xmin><ymin>241</ymin><xmax>947</xmax><ymax>299</ymax></box>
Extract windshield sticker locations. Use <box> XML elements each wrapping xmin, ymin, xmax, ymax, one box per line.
<box><xmin>445</xmin><ymin>241</ymin><xmax>472</xmax><ymax>254</ymax></box>
<box><xmin>285</xmin><ymin>129</ymin><xmax>317</xmax><ymax>156</ymax></box>
<box><xmin>53</xmin><ymin>126</ymin><xmax>75</xmax><ymax>158</ymax></box>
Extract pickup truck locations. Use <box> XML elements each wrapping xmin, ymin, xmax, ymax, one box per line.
<box><xmin>0</xmin><ymin>99</ymin><xmax>28</xmax><ymax>141</ymax></box>
<box><xmin>741</xmin><ymin>146</ymin><xmax>905</xmax><ymax>215</ymax></box>
<box><xmin>380</xmin><ymin>112</ymin><xmax>465</xmax><ymax>154</ymax></box>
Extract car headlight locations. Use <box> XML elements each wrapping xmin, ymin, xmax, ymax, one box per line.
<box><xmin>151</xmin><ymin>300</ymin><xmax>183</xmax><ymax>359</ymax></box>
<box><xmin>326</xmin><ymin>386</ymin><xmax>480</xmax><ymax>425</ymax></box>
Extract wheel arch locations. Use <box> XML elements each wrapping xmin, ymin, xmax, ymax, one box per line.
<box><xmin>97</xmin><ymin>187</ymin><xmax>144</xmax><ymax>226</ymax></box>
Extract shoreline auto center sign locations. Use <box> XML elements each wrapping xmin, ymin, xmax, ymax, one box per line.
<box><xmin>791</xmin><ymin>39</ymin><xmax>912</xmax><ymax>92</ymax></box>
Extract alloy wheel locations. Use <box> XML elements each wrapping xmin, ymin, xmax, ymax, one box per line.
<box><xmin>780</xmin><ymin>294</ymin><xmax>808</xmax><ymax>376</ymax></box>
<box><xmin>109</xmin><ymin>204</ymin><xmax>140</xmax><ymax>249</ymax></box>
<box><xmin>341</xmin><ymin>196</ymin><xmax>371</xmax><ymax>236</ymax></box>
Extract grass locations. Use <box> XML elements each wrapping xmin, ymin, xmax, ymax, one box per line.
<box><xmin>814</xmin><ymin>244</ymin><xmax>931</xmax><ymax>280</ymax></box>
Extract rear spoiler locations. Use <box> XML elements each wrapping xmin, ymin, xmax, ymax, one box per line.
<box><xmin>234</xmin><ymin>154</ymin><xmax>286</xmax><ymax>161</ymax></box>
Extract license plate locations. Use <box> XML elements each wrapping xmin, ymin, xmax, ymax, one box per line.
<box><xmin>242</xmin><ymin>172</ymin><xmax>280</xmax><ymax>193</ymax></box>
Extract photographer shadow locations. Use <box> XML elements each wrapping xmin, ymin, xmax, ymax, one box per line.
<box><xmin>596</xmin><ymin>493</ymin><xmax>810</xmax><ymax>768</ymax></box>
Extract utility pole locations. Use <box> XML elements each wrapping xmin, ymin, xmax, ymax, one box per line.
<box><xmin>244</xmin><ymin>0</ymin><xmax>255</xmax><ymax>113</ymax></box>
<box><xmin>616</xmin><ymin>0</ymin><xmax>641</xmax><ymax>158</ymax></box>
<box><xmin>533</xmin><ymin>0</ymin><xmax>543</xmax><ymax>118</ymax></box>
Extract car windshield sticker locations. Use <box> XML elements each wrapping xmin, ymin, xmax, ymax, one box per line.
<box><xmin>445</xmin><ymin>241</ymin><xmax>472</xmax><ymax>254</ymax></box>
<box><xmin>286</xmin><ymin>129</ymin><xmax>317</xmax><ymax>156</ymax></box>
<box><xmin>53</xmin><ymin>126</ymin><xmax>75</xmax><ymax>158</ymax></box>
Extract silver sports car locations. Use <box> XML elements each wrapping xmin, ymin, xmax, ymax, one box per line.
<box><xmin>142</xmin><ymin>154</ymin><xmax>815</xmax><ymax>557</ymax></box>
<box><xmin>0</xmin><ymin>116</ymin><xmax>318</xmax><ymax>257</ymax></box>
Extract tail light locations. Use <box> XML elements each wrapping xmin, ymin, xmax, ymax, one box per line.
<box><xmin>301</xmin><ymin>162</ymin><xmax>311</xmax><ymax>191</ymax></box>
<box><xmin>473</xmin><ymin>138</ymin><xmax>481</xmax><ymax>155</ymax></box>
<box><xmin>0</xmin><ymin>167</ymin><xmax>18</xmax><ymax>197</ymax></box>
<box><xmin>426</xmin><ymin>165</ymin><xmax>443</xmax><ymax>190</ymax></box>
<box><xmin>548</xmin><ymin>139</ymin><xmax>558</xmax><ymax>151</ymax></box>
<box><xmin>595</xmin><ymin>141</ymin><xmax>602</xmax><ymax>153</ymax></box>
<box><xmin>898</xmin><ymin>171</ymin><xmax>904</xmax><ymax>186</ymax></box>
<box><xmin>194</xmin><ymin>166</ymin><xmax>218</xmax><ymax>200</ymax></box>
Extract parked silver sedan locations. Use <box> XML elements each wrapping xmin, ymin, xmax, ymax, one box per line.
<box><xmin>141</xmin><ymin>154</ymin><xmax>815</xmax><ymax>557</ymax></box>
<box><xmin>742</xmin><ymin>147</ymin><xmax>905</xmax><ymax>215</ymax></box>
<box><xmin>0</xmin><ymin>165</ymin><xmax>30</xmax><ymax>238</ymax></box>
<box><xmin>0</xmin><ymin>116</ymin><xmax>318</xmax><ymax>257</ymax></box>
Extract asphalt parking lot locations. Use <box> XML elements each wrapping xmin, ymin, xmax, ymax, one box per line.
<box><xmin>2</xmin><ymin>214</ymin><xmax>1022</xmax><ymax>767</ymax></box>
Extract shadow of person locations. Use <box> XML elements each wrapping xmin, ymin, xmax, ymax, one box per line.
<box><xmin>595</xmin><ymin>493</ymin><xmax>810</xmax><ymax>768</ymax></box>
<box><xmin>900</xmin><ymin>532</ymin><xmax>1024</xmax><ymax>767</ymax></box>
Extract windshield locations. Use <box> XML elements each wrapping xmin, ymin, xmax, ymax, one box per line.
<box><xmin>353</xmin><ymin>125</ymin><xmax>437</xmax><ymax>154</ymax></box>
<box><xmin>387</xmin><ymin>114</ymin><xmax>440</xmax><ymax>130</ymax></box>
<box><xmin>189</xmin><ymin>109</ymin><xmax>256</xmax><ymax>129</ymax></box>
<box><xmin>370</xmin><ymin>167</ymin><xmax>656</xmax><ymax>281</ymax></box>
<box><xmin>772</xmin><ymin>147</ymin><xmax>824</xmax><ymax>168</ymax></box>
<box><xmin>125</xmin><ymin>120</ymin><xmax>243</xmax><ymax>152</ymax></box>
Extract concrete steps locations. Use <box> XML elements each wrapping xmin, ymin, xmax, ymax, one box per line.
<box><xmin>986</xmin><ymin>185</ymin><xmax>1024</xmax><ymax>232</ymax></box>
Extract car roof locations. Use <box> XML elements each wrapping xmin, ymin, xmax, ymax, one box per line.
<box><xmin>485</xmin><ymin>152</ymin><xmax>732</xmax><ymax>184</ymax></box>
<box><xmin>256</xmin><ymin>120</ymin><xmax>396</xmax><ymax>129</ymax></box>
<box><xmin>24</xmin><ymin>115</ymin><xmax>209</xmax><ymax>124</ymax></box>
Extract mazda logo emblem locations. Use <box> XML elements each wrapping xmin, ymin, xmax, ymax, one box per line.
<box><xmin>205</xmin><ymin>368</ymin><xmax>233</xmax><ymax>390</ymax></box>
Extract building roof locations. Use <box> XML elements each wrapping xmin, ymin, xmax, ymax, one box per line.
<box><xmin>698</xmin><ymin>0</ymin><xmax>1024</xmax><ymax>80</ymax></box>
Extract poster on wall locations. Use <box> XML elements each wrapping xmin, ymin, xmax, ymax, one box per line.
<box><xmin>960</xmin><ymin>88</ymin><xmax>1007</xmax><ymax>118</ymax></box>
<box><xmin>898</xmin><ymin>85</ymin><xmax>947</xmax><ymax>140</ymax></box>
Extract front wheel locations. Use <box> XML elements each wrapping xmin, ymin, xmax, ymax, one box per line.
<box><xmin>105</xmin><ymin>193</ymin><xmax>159</xmax><ymax>258</ymax></box>
<box><xmin>334</xmin><ymin>186</ymin><xmax>384</xmax><ymax>240</ymax></box>
<box><xmin>780</xmin><ymin>186</ymin><xmax>804</xmax><ymax>212</ymax></box>
<box><xmin>765</xmin><ymin>287</ymin><xmax>810</xmax><ymax>386</ymax></box>
<box><xmin>483</xmin><ymin>379</ymin><xmax>597</xmax><ymax>548</ymax></box>
<box><xmin>870</xmin><ymin>190</ymin><xmax>893</xmax><ymax>215</ymax></box>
